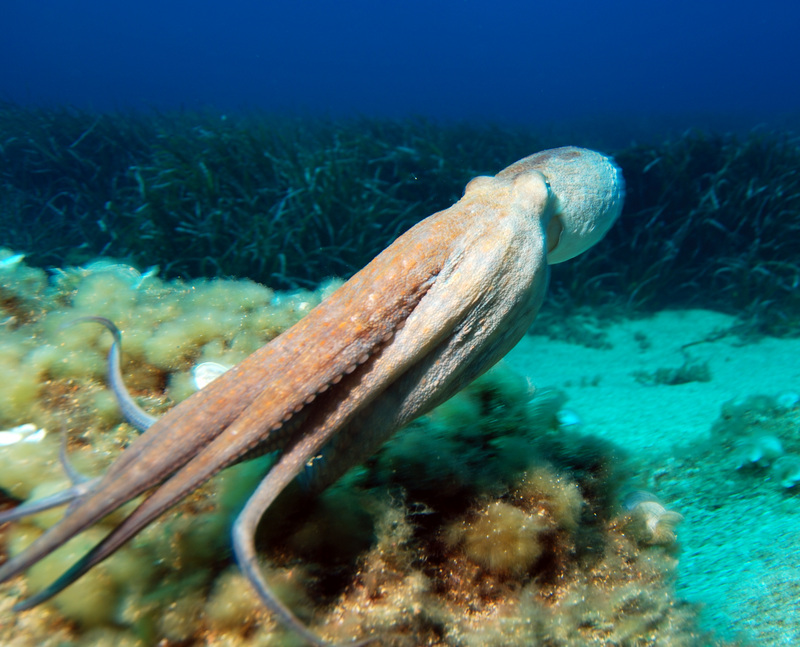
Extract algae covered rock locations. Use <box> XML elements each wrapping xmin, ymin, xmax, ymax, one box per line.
<box><xmin>0</xmin><ymin>254</ymin><xmax>717</xmax><ymax>646</ymax></box>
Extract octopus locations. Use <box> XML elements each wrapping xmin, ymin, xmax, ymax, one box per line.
<box><xmin>0</xmin><ymin>146</ymin><xmax>624</xmax><ymax>646</ymax></box>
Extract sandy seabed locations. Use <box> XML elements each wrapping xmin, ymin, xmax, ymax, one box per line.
<box><xmin>511</xmin><ymin>308</ymin><xmax>800</xmax><ymax>646</ymax></box>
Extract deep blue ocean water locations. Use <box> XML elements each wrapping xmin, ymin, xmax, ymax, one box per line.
<box><xmin>3</xmin><ymin>0</ymin><xmax>799</xmax><ymax>135</ymax></box>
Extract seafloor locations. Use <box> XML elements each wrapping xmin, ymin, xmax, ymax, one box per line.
<box><xmin>0</xmin><ymin>253</ymin><xmax>798</xmax><ymax>646</ymax></box>
<box><xmin>515</xmin><ymin>306</ymin><xmax>800</xmax><ymax>645</ymax></box>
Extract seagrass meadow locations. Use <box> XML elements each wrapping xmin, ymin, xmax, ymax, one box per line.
<box><xmin>3</xmin><ymin>104</ymin><xmax>800</xmax><ymax>646</ymax></box>
<box><xmin>2</xmin><ymin>103</ymin><xmax>799</xmax><ymax>334</ymax></box>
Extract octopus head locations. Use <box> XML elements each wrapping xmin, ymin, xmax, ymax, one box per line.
<box><xmin>497</xmin><ymin>146</ymin><xmax>625</xmax><ymax>264</ymax></box>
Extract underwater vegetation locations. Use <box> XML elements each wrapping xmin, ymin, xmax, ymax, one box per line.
<box><xmin>2</xmin><ymin>104</ymin><xmax>800</xmax><ymax>334</ymax></box>
<box><xmin>600</xmin><ymin>132</ymin><xmax>800</xmax><ymax>333</ymax></box>
<box><xmin>0</xmin><ymin>103</ymin><xmax>541</xmax><ymax>289</ymax></box>
<box><xmin>0</xmin><ymin>256</ymin><xmax>724</xmax><ymax>646</ymax></box>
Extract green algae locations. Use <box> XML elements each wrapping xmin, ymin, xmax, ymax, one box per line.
<box><xmin>0</xmin><ymin>254</ymin><xmax>727</xmax><ymax>646</ymax></box>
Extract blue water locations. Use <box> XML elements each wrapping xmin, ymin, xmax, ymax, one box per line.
<box><xmin>2</xmin><ymin>2</ymin><xmax>800</xmax><ymax>645</ymax></box>
<box><xmin>3</xmin><ymin>0</ymin><xmax>799</xmax><ymax>132</ymax></box>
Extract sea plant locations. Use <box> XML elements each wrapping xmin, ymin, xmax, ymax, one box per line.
<box><xmin>3</xmin><ymin>104</ymin><xmax>800</xmax><ymax>333</ymax></box>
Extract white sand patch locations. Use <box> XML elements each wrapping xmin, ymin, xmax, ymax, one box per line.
<box><xmin>507</xmin><ymin>309</ymin><xmax>800</xmax><ymax>454</ymax></box>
